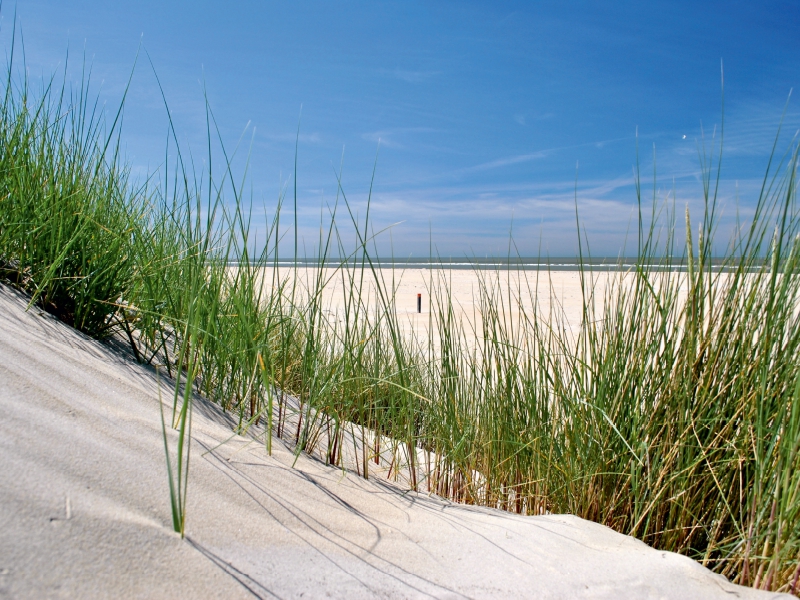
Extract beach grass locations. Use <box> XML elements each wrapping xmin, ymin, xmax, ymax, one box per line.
<box><xmin>1</xmin><ymin>45</ymin><xmax>800</xmax><ymax>592</ymax></box>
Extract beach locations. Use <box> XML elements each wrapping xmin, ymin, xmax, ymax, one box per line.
<box><xmin>258</xmin><ymin>266</ymin><xmax>628</xmax><ymax>344</ymax></box>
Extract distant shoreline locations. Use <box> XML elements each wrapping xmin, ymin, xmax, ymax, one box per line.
<box><xmin>229</xmin><ymin>257</ymin><xmax>764</xmax><ymax>272</ymax></box>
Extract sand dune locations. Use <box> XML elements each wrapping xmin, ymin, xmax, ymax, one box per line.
<box><xmin>0</xmin><ymin>283</ymin><xmax>786</xmax><ymax>599</ymax></box>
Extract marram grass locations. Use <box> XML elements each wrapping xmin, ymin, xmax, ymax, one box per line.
<box><xmin>1</xmin><ymin>46</ymin><xmax>800</xmax><ymax>593</ymax></box>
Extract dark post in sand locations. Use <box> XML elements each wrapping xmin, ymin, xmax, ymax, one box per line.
<box><xmin>417</xmin><ymin>293</ymin><xmax>421</xmax><ymax>313</ymax></box>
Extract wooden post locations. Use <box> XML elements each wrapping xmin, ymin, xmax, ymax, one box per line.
<box><xmin>417</xmin><ymin>293</ymin><xmax>421</xmax><ymax>313</ymax></box>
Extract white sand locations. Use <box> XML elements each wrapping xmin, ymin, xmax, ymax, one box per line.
<box><xmin>0</xmin><ymin>282</ymin><xmax>786</xmax><ymax>599</ymax></box>
<box><xmin>261</xmin><ymin>267</ymin><xmax>622</xmax><ymax>346</ymax></box>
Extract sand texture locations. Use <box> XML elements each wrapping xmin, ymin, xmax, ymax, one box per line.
<box><xmin>0</xmin><ymin>282</ymin><xmax>787</xmax><ymax>599</ymax></box>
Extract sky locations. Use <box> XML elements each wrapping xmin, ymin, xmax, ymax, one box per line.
<box><xmin>3</xmin><ymin>1</ymin><xmax>800</xmax><ymax>257</ymax></box>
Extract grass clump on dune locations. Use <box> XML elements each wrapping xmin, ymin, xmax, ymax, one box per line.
<box><xmin>2</xmin><ymin>42</ymin><xmax>800</xmax><ymax>593</ymax></box>
<box><xmin>0</xmin><ymin>52</ymin><xmax>137</xmax><ymax>336</ymax></box>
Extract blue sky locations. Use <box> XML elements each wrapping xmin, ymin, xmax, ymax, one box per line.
<box><xmin>5</xmin><ymin>1</ymin><xmax>800</xmax><ymax>256</ymax></box>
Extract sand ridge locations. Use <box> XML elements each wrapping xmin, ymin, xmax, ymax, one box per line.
<box><xmin>0</xmin><ymin>282</ymin><xmax>786</xmax><ymax>599</ymax></box>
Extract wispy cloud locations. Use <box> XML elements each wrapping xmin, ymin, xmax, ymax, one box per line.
<box><xmin>391</xmin><ymin>68</ymin><xmax>439</xmax><ymax>84</ymax></box>
<box><xmin>513</xmin><ymin>112</ymin><xmax>554</xmax><ymax>126</ymax></box>
<box><xmin>719</xmin><ymin>100</ymin><xmax>800</xmax><ymax>157</ymax></box>
<box><xmin>285</xmin><ymin>163</ymin><xmax>773</xmax><ymax>256</ymax></box>
<box><xmin>313</xmin><ymin>184</ymin><xmax>636</xmax><ymax>255</ymax></box>
<box><xmin>361</xmin><ymin>127</ymin><xmax>437</xmax><ymax>149</ymax></box>
<box><xmin>466</xmin><ymin>152</ymin><xmax>549</xmax><ymax>172</ymax></box>
<box><xmin>453</xmin><ymin>136</ymin><xmax>633</xmax><ymax>178</ymax></box>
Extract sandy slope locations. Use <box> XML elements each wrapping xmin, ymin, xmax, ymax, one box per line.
<box><xmin>0</xmin><ymin>283</ymin><xmax>786</xmax><ymax>599</ymax></box>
